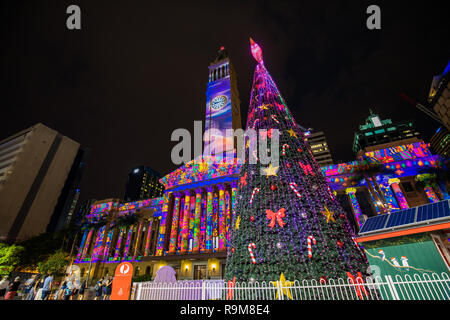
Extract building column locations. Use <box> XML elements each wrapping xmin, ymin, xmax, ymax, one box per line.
<box><xmin>225</xmin><ymin>188</ymin><xmax>231</xmax><ymax>249</ymax></box>
<box><xmin>133</xmin><ymin>221</ymin><xmax>144</xmax><ymax>259</ymax></box>
<box><xmin>123</xmin><ymin>225</ymin><xmax>134</xmax><ymax>259</ymax></box>
<box><xmin>377</xmin><ymin>175</ymin><xmax>400</xmax><ymax>212</ymax></box>
<box><xmin>424</xmin><ymin>186</ymin><xmax>440</xmax><ymax>203</ymax></box>
<box><xmin>76</xmin><ymin>229</ymin><xmax>89</xmax><ymax>261</ymax></box>
<box><xmin>205</xmin><ymin>186</ymin><xmax>214</xmax><ymax>252</ymax></box>
<box><xmin>168</xmin><ymin>193</ymin><xmax>182</xmax><ymax>254</ymax></box>
<box><xmin>113</xmin><ymin>226</ymin><xmax>126</xmax><ymax>260</ymax></box>
<box><xmin>92</xmin><ymin>225</ymin><xmax>106</xmax><ymax>261</ymax></box>
<box><xmin>192</xmin><ymin>188</ymin><xmax>203</xmax><ymax>253</ymax></box>
<box><xmin>144</xmin><ymin>219</ymin><xmax>153</xmax><ymax>256</ymax></box>
<box><xmin>218</xmin><ymin>184</ymin><xmax>226</xmax><ymax>252</ymax></box>
<box><xmin>80</xmin><ymin>228</ymin><xmax>94</xmax><ymax>260</ymax></box>
<box><xmin>345</xmin><ymin>188</ymin><xmax>363</xmax><ymax>227</ymax></box>
<box><xmin>180</xmin><ymin>190</ymin><xmax>192</xmax><ymax>254</ymax></box>
<box><xmin>155</xmin><ymin>192</ymin><xmax>172</xmax><ymax>256</ymax></box>
<box><xmin>388</xmin><ymin>178</ymin><xmax>409</xmax><ymax>209</ymax></box>
<box><xmin>102</xmin><ymin>225</ymin><xmax>115</xmax><ymax>261</ymax></box>
<box><xmin>229</xmin><ymin>181</ymin><xmax>238</xmax><ymax>248</ymax></box>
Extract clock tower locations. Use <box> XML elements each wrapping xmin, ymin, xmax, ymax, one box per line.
<box><xmin>204</xmin><ymin>47</ymin><xmax>242</xmax><ymax>156</ymax></box>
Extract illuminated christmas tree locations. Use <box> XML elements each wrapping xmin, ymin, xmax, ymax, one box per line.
<box><xmin>224</xmin><ymin>38</ymin><xmax>369</xmax><ymax>284</ymax></box>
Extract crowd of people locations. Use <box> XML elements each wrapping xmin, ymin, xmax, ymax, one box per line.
<box><xmin>0</xmin><ymin>274</ymin><xmax>113</xmax><ymax>300</ymax></box>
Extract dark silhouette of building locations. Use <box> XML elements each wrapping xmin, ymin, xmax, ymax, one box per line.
<box><xmin>124</xmin><ymin>166</ymin><xmax>164</xmax><ymax>201</ymax></box>
<box><xmin>352</xmin><ymin>109</ymin><xmax>420</xmax><ymax>155</ymax></box>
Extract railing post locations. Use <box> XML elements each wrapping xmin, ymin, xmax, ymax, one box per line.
<box><xmin>385</xmin><ymin>275</ymin><xmax>400</xmax><ymax>300</ymax></box>
<box><xmin>276</xmin><ymin>281</ymin><xmax>283</xmax><ymax>300</ymax></box>
<box><xmin>201</xmin><ymin>281</ymin><xmax>207</xmax><ymax>300</ymax></box>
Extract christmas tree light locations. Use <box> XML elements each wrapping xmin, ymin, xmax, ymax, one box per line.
<box><xmin>224</xmin><ymin>38</ymin><xmax>370</xmax><ymax>282</ymax></box>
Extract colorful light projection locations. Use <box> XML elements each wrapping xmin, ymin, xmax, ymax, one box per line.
<box><xmin>388</xmin><ymin>178</ymin><xmax>409</xmax><ymax>209</ymax></box>
<box><xmin>377</xmin><ymin>176</ymin><xmax>400</xmax><ymax>212</ymax></box>
<box><xmin>144</xmin><ymin>219</ymin><xmax>153</xmax><ymax>256</ymax></box>
<box><xmin>345</xmin><ymin>188</ymin><xmax>363</xmax><ymax>227</ymax></box>
<box><xmin>363</xmin><ymin>141</ymin><xmax>432</xmax><ymax>164</ymax></box>
<box><xmin>424</xmin><ymin>187</ymin><xmax>440</xmax><ymax>203</ymax></box>
<box><xmin>159</xmin><ymin>156</ymin><xmax>242</xmax><ymax>190</ymax></box>
<box><xmin>192</xmin><ymin>190</ymin><xmax>202</xmax><ymax>252</ymax></box>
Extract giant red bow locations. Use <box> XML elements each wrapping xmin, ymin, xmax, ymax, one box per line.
<box><xmin>266</xmin><ymin>208</ymin><xmax>286</xmax><ymax>229</ymax></box>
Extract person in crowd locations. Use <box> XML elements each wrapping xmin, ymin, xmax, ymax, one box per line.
<box><xmin>71</xmin><ymin>279</ymin><xmax>79</xmax><ymax>300</ymax></box>
<box><xmin>27</xmin><ymin>274</ymin><xmax>41</xmax><ymax>300</ymax></box>
<box><xmin>103</xmin><ymin>276</ymin><xmax>112</xmax><ymax>300</ymax></box>
<box><xmin>41</xmin><ymin>273</ymin><xmax>54</xmax><ymax>300</ymax></box>
<box><xmin>57</xmin><ymin>278</ymin><xmax>67</xmax><ymax>300</ymax></box>
<box><xmin>33</xmin><ymin>275</ymin><xmax>45</xmax><ymax>300</ymax></box>
<box><xmin>23</xmin><ymin>274</ymin><xmax>37</xmax><ymax>300</ymax></box>
<box><xmin>0</xmin><ymin>276</ymin><xmax>9</xmax><ymax>300</ymax></box>
<box><xmin>94</xmin><ymin>278</ymin><xmax>103</xmax><ymax>300</ymax></box>
<box><xmin>78</xmin><ymin>279</ymin><xmax>86</xmax><ymax>300</ymax></box>
<box><xmin>5</xmin><ymin>276</ymin><xmax>21</xmax><ymax>300</ymax></box>
<box><xmin>64</xmin><ymin>279</ymin><xmax>73</xmax><ymax>300</ymax></box>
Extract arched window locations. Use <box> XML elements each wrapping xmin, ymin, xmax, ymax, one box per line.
<box><xmin>145</xmin><ymin>266</ymin><xmax>151</xmax><ymax>275</ymax></box>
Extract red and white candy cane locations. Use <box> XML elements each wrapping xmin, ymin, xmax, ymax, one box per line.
<box><xmin>248</xmin><ymin>243</ymin><xmax>257</xmax><ymax>264</ymax></box>
<box><xmin>289</xmin><ymin>182</ymin><xmax>302</xmax><ymax>198</ymax></box>
<box><xmin>271</xmin><ymin>115</ymin><xmax>280</xmax><ymax>124</ymax></box>
<box><xmin>282</xmin><ymin>144</ymin><xmax>290</xmax><ymax>156</ymax></box>
<box><xmin>249</xmin><ymin>188</ymin><xmax>260</xmax><ymax>204</ymax></box>
<box><xmin>307</xmin><ymin>236</ymin><xmax>317</xmax><ymax>259</ymax></box>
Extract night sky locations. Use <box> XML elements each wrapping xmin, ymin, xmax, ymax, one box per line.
<box><xmin>1</xmin><ymin>1</ymin><xmax>449</xmax><ymax>202</ymax></box>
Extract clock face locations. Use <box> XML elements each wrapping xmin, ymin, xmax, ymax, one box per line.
<box><xmin>210</xmin><ymin>95</ymin><xmax>227</xmax><ymax>110</ymax></box>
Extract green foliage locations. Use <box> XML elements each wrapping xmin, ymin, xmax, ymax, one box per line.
<box><xmin>363</xmin><ymin>233</ymin><xmax>431</xmax><ymax>249</ymax></box>
<box><xmin>115</xmin><ymin>214</ymin><xmax>138</xmax><ymax>228</ymax></box>
<box><xmin>132</xmin><ymin>274</ymin><xmax>153</xmax><ymax>282</ymax></box>
<box><xmin>0</xmin><ymin>243</ymin><xmax>25</xmax><ymax>276</ymax></box>
<box><xmin>17</xmin><ymin>227</ymin><xmax>78</xmax><ymax>270</ymax></box>
<box><xmin>37</xmin><ymin>250</ymin><xmax>69</xmax><ymax>276</ymax></box>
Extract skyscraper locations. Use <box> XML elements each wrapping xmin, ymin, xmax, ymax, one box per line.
<box><xmin>430</xmin><ymin>126</ymin><xmax>450</xmax><ymax>157</ymax></box>
<box><xmin>428</xmin><ymin>61</ymin><xmax>450</xmax><ymax>131</ymax></box>
<box><xmin>304</xmin><ymin>130</ymin><xmax>334</xmax><ymax>166</ymax></box>
<box><xmin>0</xmin><ymin>123</ymin><xmax>87</xmax><ymax>241</ymax></box>
<box><xmin>124</xmin><ymin>166</ymin><xmax>164</xmax><ymax>202</ymax></box>
<box><xmin>352</xmin><ymin>109</ymin><xmax>420</xmax><ymax>155</ymax></box>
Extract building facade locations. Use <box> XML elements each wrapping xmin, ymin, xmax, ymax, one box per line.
<box><xmin>124</xmin><ymin>166</ymin><xmax>164</xmax><ymax>202</ymax></box>
<box><xmin>0</xmin><ymin>123</ymin><xmax>87</xmax><ymax>241</ymax></box>
<box><xmin>428</xmin><ymin>62</ymin><xmax>450</xmax><ymax>131</ymax></box>
<box><xmin>323</xmin><ymin>139</ymin><xmax>449</xmax><ymax>233</ymax></box>
<box><xmin>352</xmin><ymin>110</ymin><xmax>420</xmax><ymax>155</ymax></box>
<box><xmin>304</xmin><ymin>130</ymin><xmax>333</xmax><ymax>166</ymax></box>
<box><xmin>430</xmin><ymin>126</ymin><xmax>450</xmax><ymax>158</ymax></box>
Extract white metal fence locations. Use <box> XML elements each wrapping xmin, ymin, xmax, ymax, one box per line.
<box><xmin>133</xmin><ymin>273</ymin><xmax>450</xmax><ymax>300</ymax></box>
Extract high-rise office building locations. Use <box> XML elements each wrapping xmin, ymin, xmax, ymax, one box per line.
<box><xmin>352</xmin><ymin>109</ymin><xmax>421</xmax><ymax>155</ymax></box>
<box><xmin>124</xmin><ymin>166</ymin><xmax>165</xmax><ymax>202</ymax></box>
<box><xmin>428</xmin><ymin>61</ymin><xmax>450</xmax><ymax>131</ymax></box>
<box><xmin>430</xmin><ymin>126</ymin><xmax>450</xmax><ymax>157</ymax></box>
<box><xmin>0</xmin><ymin>123</ymin><xmax>87</xmax><ymax>241</ymax></box>
<box><xmin>304</xmin><ymin>130</ymin><xmax>334</xmax><ymax>166</ymax></box>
